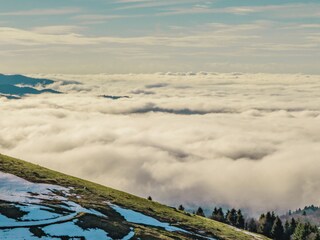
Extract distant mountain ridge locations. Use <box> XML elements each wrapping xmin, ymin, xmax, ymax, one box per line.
<box><xmin>0</xmin><ymin>74</ymin><xmax>54</xmax><ymax>86</ymax></box>
<box><xmin>0</xmin><ymin>74</ymin><xmax>59</xmax><ymax>98</ymax></box>
<box><xmin>281</xmin><ymin>205</ymin><xmax>320</xmax><ymax>226</ymax></box>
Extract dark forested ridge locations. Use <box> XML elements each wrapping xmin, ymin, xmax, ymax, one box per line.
<box><xmin>0</xmin><ymin>74</ymin><xmax>54</xmax><ymax>86</ymax></box>
<box><xmin>0</xmin><ymin>74</ymin><xmax>59</xmax><ymax>98</ymax></box>
<box><xmin>184</xmin><ymin>204</ymin><xmax>320</xmax><ymax>240</ymax></box>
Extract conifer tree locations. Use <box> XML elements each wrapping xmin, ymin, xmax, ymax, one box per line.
<box><xmin>217</xmin><ymin>208</ymin><xmax>225</xmax><ymax>222</ymax></box>
<box><xmin>226</xmin><ymin>208</ymin><xmax>237</xmax><ymax>226</ymax></box>
<box><xmin>246</xmin><ymin>218</ymin><xmax>258</xmax><ymax>233</ymax></box>
<box><xmin>236</xmin><ymin>209</ymin><xmax>245</xmax><ymax>229</ymax></box>
<box><xmin>211</xmin><ymin>207</ymin><xmax>218</xmax><ymax>219</ymax></box>
<box><xmin>258</xmin><ymin>214</ymin><xmax>266</xmax><ymax>235</ymax></box>
<box><xmin>196</xmin><ymin>207</ymin><xmax>205</xmax><ymax>217</ymax></box>
<box><xmin>257</xmin><ymin>212</ymin><xmax>275</xmax><ymax>237</ymax></box>
<box><xmin>271</xmin><ymin>212</ymin><xmax>276</xmax><ymax>223</ymax></box>
<box><xmin>292</xmin><ymin>222</ymin><xmax>308</xmax><ymax>240</ymax></box>
<box><xmin>290</xmin><ymin>218</ymin><xmax>297</xmax><ymax>235</ymax></box>
<box><xmin>178</xmin><ymin>204</ymin><xmax>185</xmax><ymax>211</ymax></box>
<box><xmin>271</xmin><ymin>217</ymin><xmax>284</xmax><ymax>240</ymax></box>
<box><xmin>283</xmin><ymin>220</ymin><xmax>291</xmax><ymax>240</ymax></box>
<box><xmin>212</xmin><ymin>207</ymin><xmax>225</xmax><ymax>222</ymax></box>
<box><xmin>213</xmin><ymin>207</ymin><xmax>218</xmax><ymax>215</ymax></box>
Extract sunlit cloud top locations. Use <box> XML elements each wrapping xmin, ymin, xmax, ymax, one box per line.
<box><xmin>0</xmin><ymin>0</ymin><xmax>319</xmax><ymax>74</ymax></box>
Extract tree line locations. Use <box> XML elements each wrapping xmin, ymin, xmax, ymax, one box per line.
<box><xmin>148</xmin><ymin>197</ymin><xmax>320</xmax><ymax>240</ymax></box>
<box><xmin>181</xmin><ymin>204</ymin><xmax>320</xmax><ymax>240</ymax></box>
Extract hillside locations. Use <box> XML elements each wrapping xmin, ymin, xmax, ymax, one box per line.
<box><xmin>0</xmin><ymin>153</ymin><xmax>269</xmax><ymax>240</ymax></box>
<box><xmin>281</xmin><ymin>206</ymin><xmax>320</xmax><ymax>226</ymax></box>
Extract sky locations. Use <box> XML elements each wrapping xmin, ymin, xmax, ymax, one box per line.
<box><xmin>1</xmin><ymin>0</ymin><xmax>320</xmax><ymax>216</ymax></box>
<box><xmin>0</xmin><ymin>0</ymin><xmax>319</xmax><ymax>74</ymax></box>
<box><xmin>1</xmin><ymin>72</ymin><xmax>320</xmax><ymax>215</ymax></box>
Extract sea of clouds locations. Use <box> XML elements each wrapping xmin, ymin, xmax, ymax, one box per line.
<box><xmin>1</xmin><ymin>72</ymin><xmax>320</xmax><ymax>215</ymax></box>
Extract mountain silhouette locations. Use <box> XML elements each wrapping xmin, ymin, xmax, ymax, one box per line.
<box><xmin>0</xmin><ymin>74</ymin><xmax>54</xmax><ymax>86</ymax></box>
<box><xmin>0</xmin><ymin>74</ymin><xmax>59</xmax><ymax>98</ymax></box>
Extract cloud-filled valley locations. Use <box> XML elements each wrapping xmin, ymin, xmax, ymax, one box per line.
<box><xmin>1</xmin><ymin>72</ymin><xmax>320</xmax><ymax>215</ymax></box>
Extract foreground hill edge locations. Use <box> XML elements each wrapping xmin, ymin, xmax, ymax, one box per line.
<box><xmin>0</xmin><ymin>153</ymin><xmax>269</xmax><ymax>240</ymax></box>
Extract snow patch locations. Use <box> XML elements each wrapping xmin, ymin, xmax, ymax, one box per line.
<box><xmin>110</xmin><ymin>204</ymin><xmax>217</xmax><ymax>240</ymax></box>
<box><xmin>122</xmin><ymin>228</ymin><xmax>135</xmax><ymax>240</ymax></box>
<box><xmin>110</xmin><ymin>204</ymin><xmax>187</xmax><ymax>233</ymax></box>
<box><xmin>43</xmin><ymin>220</ymin><xmax>111</xmax><ymax>239</ymax></box>
<box><xmin>0</xmin><ymin>172</ymin><xmax>68</xmax><ymax>204</ymax></box>
<box><xmin>0</xmin><ymin>228</ymin><xmax>49</xmax><ymax>240</ymax></box>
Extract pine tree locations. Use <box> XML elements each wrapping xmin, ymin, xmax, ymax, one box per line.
<box><xmin>257</xmin><ymin>212</ymin><xmax>276</xmax><ymax>237</ymax></box>
<box><xmin>212</xmin><ymin>207</ymin><xmax>225</xmax><ymax>222</ymax></box>
<box><xmin>292</xmin><ymin>222</ymin><xmax>309</xmax><ymax>240</ymax></box>
<box><xmin>267</xmin><ymin>212</ymin><xmax>275</xmax><ymax>236</ymax></box>
<box><xmin>290</xmin><ymin>218</ymin><xmax>297</xmax><ymax>235</ymax></box>
<box><xmin>271</xmin><ymin>217</ymin><xmax>284</xmax><ymax>240</ymax></box>
<box><xmin>225</xmin><ymin>210</ymin><xmax>230</xmax><ymax>220</ymax></box>
<box><xmin>217</xmin><ymin>208</ymin><xmax>225</xmax><ymax>222</ymax></box>
<box><xmin>213</xmin><ymin>207</ymin><xmax>218</xmax><ymax>215</ymax></box>
<box><xmin>271</xmin><ymin>212</ymin><xmax>276</xmax><ymax>223</ymax></box>
<box><xmin>246</xmin><ymin>218</ymin><xmax>258</xmax><ymax>233</ymax></box>
<box><xmin>196</xmin><ymin>207</ymin><xmax>205</xmax><ymax>217</ymax></box>
<box><xmin>178</xmin><ymin>204</ymin><xmax>185</xmax><ymax>211</ymax></box>
<box><xmin>236</xmin><ymin>209</ymin><xmax>245</xmax><ymax>229</ymax></box>
<box><xmin>147</xmin><ymin>196</ymin><xmax>152</xmax><ymax>201</ymax></box>
<box><xmin>226</xmin><ymin>208</ymin><xmax>237</xmax><ymax>226</ymax></box>
<box><xmin>283</xmin><ymin>220</ymin><xmax>291</xmax><ymax>240</ymax></box>
<box><xmin>258</xmin><ymin>214</ymin><xmax>266</xmax><ymax>234</ymax></box>
<box><xmin>211</xmin><ymin>207</ymin><xmax>218</xmax><ymax>220</ymax></box>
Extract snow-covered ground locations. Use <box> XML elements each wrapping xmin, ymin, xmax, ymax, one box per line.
<box><xmin>0</xmin><ymin>172</ymin><xmax>68</xmax><ymax>204</ymax></box>
<box><xmin>43</xmin><ymin>221</ymin><xmax>112</xmax><ymax>239</ymax></box>
<box><xmin>0</xmin><ymin>171</ymin><xmax>112</xmax><ymax>239</ymax></box>
<box><xmin>111</xmin><ymin>204</ymin><xmax>188</xmax><ymax>233</ymax></box>
<box><xmin>0</xmin><ymin>171</ymin><xmax>215</xmax><ymax>239</ymax></box>
<box><xmin>111</xmin><ymin>204</ymin><xmax>217</xmax><ymax>240</ymax></box>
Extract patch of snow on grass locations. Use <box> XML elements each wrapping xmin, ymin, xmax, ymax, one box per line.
<box><xmin>110</xmin><ymin>204</ymin><xmax>187</xmax><ymax>233</ymax></box>
<box><xmin>0</xmin><ymin>212</ymin><xmax>78</xmax><ymax>228</ymax></box>
<box><xmin>42</xmin><ymin>220</ymin><xmax>111</xmax><ymax>239</ymax></box>
<box><xmin>0</xmin><ymin>214</ymin><xmax>17</xmax><ymax>225</ymax></box>
<box><xmin>111</xmin><ymin>204</ymin><xmax>217</xmax><ymax>240</ymax></box>
<box><xmin>0</xmin><ymin>228</ymin><xmax>48</xmax><ymax>240</ymax></box>
<box><xmin>63</xmin><ymin>201</ymin><xmax>105</xmax><ymax>217</ymax></box>
<box><xmin>20</xmin><ymin>205</ymin><xmax>62</xmax><ymax>221</ymax></box>
<box><xmin>0</xmin><ymin>172</ymin><xmax>68</xmax><ymax>204</ymax></box>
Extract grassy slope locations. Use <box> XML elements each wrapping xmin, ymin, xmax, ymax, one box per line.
<box><xmin>0</xmin><ymin>153</ymin><xmax>269</xmax><ymax>240</ymax></box>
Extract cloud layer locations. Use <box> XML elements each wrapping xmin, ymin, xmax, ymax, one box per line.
<box><xmin>1</xmin><ymin>72</ymin><xmax>320</xmax><ymax>215</ymax></box>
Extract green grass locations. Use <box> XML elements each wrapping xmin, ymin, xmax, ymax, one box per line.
<box><xmin>0</xmin><ymin>153</ymin><xmax>270</xmax><ymax>240</ymax></box>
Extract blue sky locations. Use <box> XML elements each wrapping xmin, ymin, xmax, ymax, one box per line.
<box><xmin>0</xmin><ymin>0</ymin><xmax>319</xmax><ymax>73</ymax></box>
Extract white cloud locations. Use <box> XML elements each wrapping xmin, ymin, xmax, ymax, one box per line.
<box><xmin>0</xmin><ymin>26</ymin><xmax>258</xmax><ymax>47</ymax></box>
<box><xmin>0</xmin><ymin>17</ymin><xmax>319</xmax><ymax>74</ymax></box>
<box><xmin>32</xmin><ymin>25</ymin><xmax>85</xmax><ymax>35</ymax></box>
<box><xmin>159</xmin><ymin>3</ymin><xmax>320</xmax><ymax>18</ymax></box>
<box><xmin>73</xmin><ymin>14</ymin><xmax>133</xmax><ymax>21</ymax></box>
<box><xmin>115</xmin><ymin>0</ymin><xmax>202</xmax><ymax>10</ymax></box>
<box><xmin>1</xmin><ymin>73</ymin><xmax>320</xmax><ymax>215</ymax></box>
<box><xmin>0</xmin><ymin>8</ymin><xmax>81</xmax><ymax>16</ymax></box>
<box><xmin>0</xmin><ymin>27</ymin><xmax>97</xmax><ymax>46</ymax></box>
